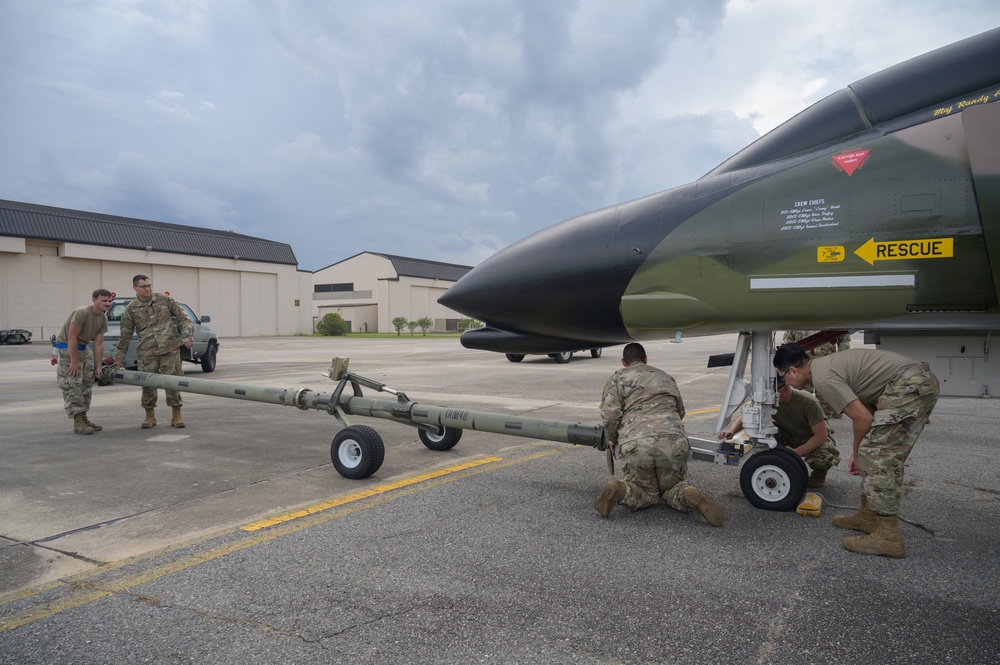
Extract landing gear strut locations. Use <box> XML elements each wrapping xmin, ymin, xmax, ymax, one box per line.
<box><xmin>713</xmin><ymin>331</ymin><xmax>808</xmax><ymax>511</ymax></box>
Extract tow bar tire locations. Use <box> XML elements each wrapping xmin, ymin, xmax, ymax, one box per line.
<box><xmin>331</xmin><ymin>425</ymin><xmax>385</xmax><ymax>479</ymax></box>
<box><xmin>739</xmin><ymin>447</ymin><xmax>808</xmax><ymax>511</ymax></box>
<box><xmin>418</xmin><ymin>426</ymin><xmax>463</xmax><ymax>451</ymax></box>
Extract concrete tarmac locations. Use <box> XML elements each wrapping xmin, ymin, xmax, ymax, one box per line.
<box><xmin>1</xmin><ymin>335</ymin><xmax>998</xmax><ymax>663</ymax></box>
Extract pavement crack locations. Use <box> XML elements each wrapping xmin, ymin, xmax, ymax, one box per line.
<box><xmin>120</xmin><ymin>591</ymin><xmax>321</xmax><ymax>644</ymax></box>
<box><xmin>190</xmin><ymin>608</ymin><xmax>310</xmax><ymax>641</ymax></box>
<box><xmin>31</xmin><ymin>509</ymin><xmax>159</xmax><ymax>546</ymax></box>
<box><xmin>754</xmin><ymin>561</ymin><xmax>819</xmax><ymax>665</ymax></box>
<box><xmin>899</xmin><ymin>516</ymin><xmax>938</xmax><ymax>536</ymax></box>
<box><xmin>30</xmin><ymin>543</ymin><xmax>105</xmax><ymax>565</ymax></box>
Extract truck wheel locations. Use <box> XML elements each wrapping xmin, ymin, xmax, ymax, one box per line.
<box><xmin>418</xmin><ymin>426</ymin><xmax>463</xmax><ymax>451</ymax></box>
<box><xmin>552</xmin><ymin>351</ymin><xmax>572</xmax><ymax>363</ymax></box>
<box><xmin>331</xmin><ymin>425</ymin><xmax>385</xmax><ymax>479</ymax></box>
<box><xmin>200</xmin><ymin>343</ymin><xmax>218</xmax><ymax>373</ymax></box>
<box><xmin>590</xmin><ymin>348</ymin><xmax>602</xmax><ymax>358</ymax></box>
<box><xmin>505</xmin><ymin>353</ymin><xmax>525</xmax><ymax>363</ymax></box>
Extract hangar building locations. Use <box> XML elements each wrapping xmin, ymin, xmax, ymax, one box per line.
<box><xmin>0</xmin><ymin>199</ymin><xmax>313</xmax><ymax>340</ymax></box>
<box><xmin>0</xmin><ymin>199</ymin><xmax>473</xmax><ymax>340</ymax></box>
<box><xmin>312</xmin><ymin>252</ymin><xmax>472</xmax><ymax>333</ymax></box>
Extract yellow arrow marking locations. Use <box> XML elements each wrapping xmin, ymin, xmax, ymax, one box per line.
<box><xmin>854</xmin><ymin>237</ymin><xmax>954</xmax><ymax>266</ymax></box>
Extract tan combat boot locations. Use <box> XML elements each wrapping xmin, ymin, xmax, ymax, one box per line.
<box><xmin>832</xmin><ymin>495</ymin><xmax>877</xmax><ymax>533</ymax></box>
<box><xmin>843</xmin><ymin>514</ymin><xmax>906</xmax><ymax>558</ymax></box>
<box><xmin>807</xmin><ymin>468</ymin><xmax>827</xmax><ymax>488</ymax></box>
<box><xmin>171</xmin><ymin>406</ymin><xmax>186</xmax><ymax>428</ymax></box>
<box><xmin>594</xmin><ymin>479</ymin><xmax>626</xmax><ymax>518</ymax></box>
<box><xmin>81</xmin><ymin>412</ymin><xmax>103</xmax><ymax>432</ymax></box>
<box><xmin>73</xmin><ymin>413</ymin><xmax>94</xmax><ymax>435</ymax></box>
<box><xmin>141</xmin><ymin>408</ymin><xmax>157</xmax><ymax>429</ymax></box>
<box><xmin>681</xmin><ymin>486</ymin><xmax>725</xmax><ymax>527</ymax></box>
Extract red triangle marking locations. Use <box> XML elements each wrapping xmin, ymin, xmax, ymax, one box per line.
<box><xmin>832</xmin><ymin>149</ymin><xmax>870</xmax><ymax>176</ymax></box>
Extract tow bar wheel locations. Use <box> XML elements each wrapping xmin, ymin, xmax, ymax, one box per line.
<box><xmin>739</xmin><ymin>447</ymin><xmax>808</xmax><ymax>511</ymax></box>
<box><xmin>418</xmin><ymin>426</ymin><xmax>463</xmax><ymax>451</ymax></box>
<box><xmin>331</xmin><ymin>425</ymin><xmax>385</xmax><ymax>479</ymax></box>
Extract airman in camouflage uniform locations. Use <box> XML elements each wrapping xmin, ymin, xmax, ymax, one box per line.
<box><xmin>782</xmin><ymin>330</ymin><xmax>851</xmax><ymax>418</ymax></box>
<box><xmin>774</xmin><ymin>344</ymin><xmax>939</xmax><ymax>558</ymax></box>
<box><xmin>594</xmin><ymin>343</ymin><xmax>724</xmax><ymax>526</ymax></box>
<box><xmin>718</xmin><ymin>381</ymin><xmax>841</xmax><ymax>487</ymax></box>
<box><xmin>56</xmin><ymin>289</ymin><xmax>114</xmax><ymax>434</ymax></box>
<box><xmin>114</xmin><ymin>275</ymin><xmax>194</xmax><ymax>429</ymax></box>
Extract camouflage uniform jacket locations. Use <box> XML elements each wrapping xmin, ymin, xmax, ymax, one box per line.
<box><xmin>115</xmin><ymin>293</ymin><xmax>194</xmax><ymax>362</ymax></box>
<box><xmin>600</xmin><ymin>363</ymin><xmax>686</xmax><ymax>446</ymax></box>
<box><xmin>782</xmin><ymin>330</ymin><xmax>850</xmax><ymax>358</ymax></box>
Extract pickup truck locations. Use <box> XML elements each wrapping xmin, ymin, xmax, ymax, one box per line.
<box><xmin>97</xmin><ymin>298</ymin><xmax>219</xmax><ymax>372</ymax></box>
<box><xmin>1</xmin><ymin>328</ymin><xmax>32</xmax><ymax>344</ymax></box>
<box><xmin>504</xmin><ymin>348</ymin><xmax>603</xmax><ymax>363</ymax></box>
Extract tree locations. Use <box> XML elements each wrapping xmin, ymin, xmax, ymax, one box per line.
<box><xmin>416</xmin><ymin>316</ymin><xmax>433</xmax><ymax>335</ymax></box>
<box><xmin>459</xmin><ymin>318</ymin><xmax>485</xmax><ymax>332</ymax></box>
<box><xmin>316</xmin><ymin>312</ymin><xmax>348</xmax><ymax>336</ymax></box>
<box><xmin>392</xmin><ymin>316</ymin><xmax>408</xmax><ymax>336</ymax></box>
<box><xmin>406</xmin><ymin>320</ymin><xmax>418</xmax><ymax>336</ymax></box>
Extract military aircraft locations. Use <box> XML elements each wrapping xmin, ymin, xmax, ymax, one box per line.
<box><xmin>440</xmin><ymin>27</ymin><xmax>1000</xmax><ymax>509</ymax></box>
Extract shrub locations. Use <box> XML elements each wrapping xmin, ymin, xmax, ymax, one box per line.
<box><xmin>317</xmin><ymin>312</ymin><xmax>349</xmax><ymax>336</ymax></box>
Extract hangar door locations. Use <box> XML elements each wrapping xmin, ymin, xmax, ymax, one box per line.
<box><xmin>240</xmin><ymin>272</ymin><xmax>278</xmax><ymax>336</ymax></box>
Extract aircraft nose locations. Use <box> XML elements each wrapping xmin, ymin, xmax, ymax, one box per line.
<box><xmin>439</xmin><ymin>204</ymin><xmax>635</xmax><ymax>343</ymax></box>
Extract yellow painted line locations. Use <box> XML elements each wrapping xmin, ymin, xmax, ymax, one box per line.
<box><xmin>1</xmin><ymin>446</ymin><xmax>575</xmax><ymax>633</ymax></box>
<box><xmin>685</xmin><ymin>406</ymin><xmax>721</xmax><ymax>422</ymax></box>
<box><xmin>687</xmin><ymin>407</ymin><xmax>719</xmax><ymax>416</ymax></box>
<box><xmin>241</xmin><ymin>456</ymin><xmax>503</xmax><ymax>531</ymax></box>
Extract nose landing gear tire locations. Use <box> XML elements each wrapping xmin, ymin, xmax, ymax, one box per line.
<box><xmin>331</xmin><ymin>425</ymin><xmax>385</xmax><ymax>479</ymax></box>
<box><xmin>739</xmin><ymin>447</ymin><xmax>808</xmax><ymax>511</ymax></box>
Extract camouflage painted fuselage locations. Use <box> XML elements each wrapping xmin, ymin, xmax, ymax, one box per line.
<box><xmin>444</xmin><ymin>28</ymin><xmax>1000</xmax><ymax>354</ymax></box>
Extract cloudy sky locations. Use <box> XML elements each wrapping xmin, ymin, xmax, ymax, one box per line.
<box><xmin>2</xmin><ymin>1</ymin><xmax>998</xmax><ymax>271</ymax></box>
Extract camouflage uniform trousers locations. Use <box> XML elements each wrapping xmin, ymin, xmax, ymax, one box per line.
<box><xmin>137</xmin><ymin>352</ymin><xmax>184</xmax><ymax>409</ymax></box>
<box><xmin>56</xmin><ymin>348</ymin><xmax>95</xmax><ymax>418</ymax></box>
<box><xmin>774</xmin><ymin>430</ymin><xmax>841</xmax><ymax>472</ymax></box>
<box><xmin>860</xmin><ymin>367</ymin><xmax>940</xmax><ymax>516</ymax></box>
<box><xmin>618</xmin><ymin>432</ymin><xmax>693</xmax><ymax>512</ymax></box>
